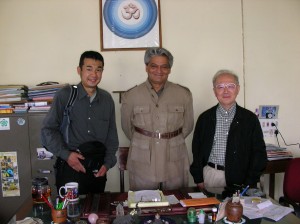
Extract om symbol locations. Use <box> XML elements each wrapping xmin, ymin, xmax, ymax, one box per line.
<box><xmin>121</xmin><ymin>3</ymin><xmax>140</xmax><ymax>20</ymax></box>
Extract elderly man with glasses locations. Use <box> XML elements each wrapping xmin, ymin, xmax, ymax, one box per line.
<box><xmin>190</xmin><ymin>70</ymin><xmax>267</xmax><ymax>192</ymax></box>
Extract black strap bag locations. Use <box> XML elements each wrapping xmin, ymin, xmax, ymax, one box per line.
<box><xmin>77</xmin><ymin>141</ymin><xmax>106</xmax><ymax>174</ymax></box>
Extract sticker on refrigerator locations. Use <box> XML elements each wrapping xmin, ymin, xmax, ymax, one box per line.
<box><xmin>0</xmin><ymin>151</ymin><xmax>20</xmax><ymax>197</ymax></box>
<box><xmin>37</xmin><ymin>148</ymin><xmax>53</xmax><ymax>160</ymax></box>
<box><xmin>17</xmin><ymin>118</ymin><xmax>26</xmax><ymax>126</ymax></box>
<box><xmin>0</xmin><ymin>118</ymin><xmax>10</xmax><ymax>130</ymax></box>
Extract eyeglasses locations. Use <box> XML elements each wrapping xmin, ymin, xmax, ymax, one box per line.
<box><xmin>148</xmin><ymin>63</ymin><xmax>170</xmax><ymax>72</ymax></box>
<box><xmin>215</xmin><ymin>83</ymin><xmax>237</xmax><ymax>91</ymax></box>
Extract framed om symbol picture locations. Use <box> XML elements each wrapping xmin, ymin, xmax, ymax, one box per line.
<box><xmin>100</xmin><ymin>0</ymin><xmax>162</xmax><ymax>51</ymax></box>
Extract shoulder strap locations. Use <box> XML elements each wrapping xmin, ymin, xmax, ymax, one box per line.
<box><xmin>61</xmin><ymin>85</ymin><xmax>78</xmax><ymax>144</ymax></box>
<box><xmin>66</xmin><ymin>85</ymin><xmax>78</xmax><ymax>109</ymax></box>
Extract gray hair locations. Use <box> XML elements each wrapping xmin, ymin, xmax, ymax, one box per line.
<box><xmin>144</xmin><ymin>47</ymin><xmax>174</xmax><ymax>68</ymax></box>
<box><xmin>212</xmin><ymin>69</ymin><xmax>239</xmax><ymax>86</ymax></box>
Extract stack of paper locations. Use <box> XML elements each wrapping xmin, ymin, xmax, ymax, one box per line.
<box><xmin>27</xmin><ymin>83</ymin><xmax>67</xmax><ymax>102</ymax></box>
<box><xmin>127</xmin><ymin>190</ymin><xmax>170</xmax><ymax>208</ymax></box>
<box><xmin>266</xmin><ymin>144</ymin><xmax>293</xmax><ymax>161</ymax></box>
<box><xmin>242</xmin><ymin>197</ymin><xmax>293</xmax><ymax>221</ymax></box>
<box><xmin>0</xmin><ymin>85</ymin><xmax>28</xmax><ymax>104</ymax></box>
<box><xmin>27</xmin><ymin>83</ymin><xmax>68</xmax><ymax>112</ymax></box>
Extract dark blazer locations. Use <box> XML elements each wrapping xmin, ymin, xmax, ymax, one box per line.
<box><xmin>190</xmin><ymin>104</ymin><xmax>267</xmax><ymax>187</ymax></box>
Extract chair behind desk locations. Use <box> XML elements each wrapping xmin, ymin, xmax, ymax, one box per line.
<box><xmin>279</xmin><ymin>158</ymin><xmax>300</xmax><ymax>217</ymax></box>
<box><xmin>118</xmin><ymin>147</ymin><xmax>129</xmax><ymax>193</ymax></box>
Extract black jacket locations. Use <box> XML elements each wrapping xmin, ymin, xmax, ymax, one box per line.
<box><xmin>190</xmin><ymin>104</ymin><xmax>267</xmax><ymax>187</ymax></box>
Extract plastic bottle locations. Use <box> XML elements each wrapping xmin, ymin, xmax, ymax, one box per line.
<box><xmin>198</xmin><ymin>209</ymin><xmax>205</xmax><ymax>223</ymax></box>
<box><xmin>212</xmin><ymin>207</ymin><xmax>218</xmax><ymax>222</ymax></box>
<box><xmin>187</xmin><ymin>207</ymin><xmax>197</xmax><ymax>223</ymax></box>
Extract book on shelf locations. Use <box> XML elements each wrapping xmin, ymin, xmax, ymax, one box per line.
<box><xmin>267</xmin><ymin>152</ymin><xmax>293</xmax><ymax>161</ymax></box>
<box><xmin>0</xmin><ymin>97</ymin><xmax>26</xmax><ymax>103</ymax></box>
<box><xmin>268</xmin><ymin>156</ymin><xmax>293</xmax><ymax>161</ymax></box>
<box><xmin>25</xmin><ymin>101</ymin><xmax>48</xmax><ymax>107</ymax></box>
<box><xmin>28</xmin><ymin>105</ymin><xmax>51</xmax><ymax>112</ymax></box>
<box><xmin>265</xmin><ymin>143</ymin><xmax>286</xmax><ymax>151</ymax></box>
<box><xmin>0</xmin><ymin>92</ymin><xmax>25</xmax><ymax>98</ymax></box>
<box><xmin>31</xmin><ymin>96</ymin><xmax>54</xmax><ymax>102</ymax></box>
<box><xmin>0</xmin><ymin>104</ymin><xmax>12</xmax><ymax>108</ymax></box>
<box><xmin>28</xmin><ymin>91</ymin><xmax>58</xmax><ymax>98</ymax></box>
<box><xmin>14</xmin><ymin>106</ymin><xmax>29</xmax><ymax>113</ymax></box>
<box><xmin>267</xmin><ymin>150</ymin><xmax>293</xmax><ymax>155</ymax></box>
<box><xmin>0</xmin><ymin>108</ymin><xmax>14</xmax><ymax>114</ymax></box>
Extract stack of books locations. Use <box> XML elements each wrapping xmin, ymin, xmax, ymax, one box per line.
<box><xmin>0</xmin><ymin>104</ymin><xmax>14</xmax><ymax>114</ymax></box>
<box><xmin>13</xmin><ymin>104</ymin><xmax>29</xmax><ymax>113</ymax></box>
<box><xmin>27</xmin><ymin>83</ymin><xmax>67</xmax><ymax>112</ymax></box>
<box><xmin>266</xmin><ymin>144</ymin><xmax>293</xmax><ymax>161</ymax></box>
<box><xmin>26</xmin><ymin>101</ymin><xmax>51</xmax><ymax>113</ymax></box>
<box><xmin>0</xmin><ymin>85</ymin><xmax>28</xmax><ymax>104</ymax></box>
<box><xmin>27</xmin><ymin>83</ymin><xmax>67</xmax><ymax>102</ymax></box>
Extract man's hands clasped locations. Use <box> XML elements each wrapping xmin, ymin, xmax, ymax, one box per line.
<box><xmin>67</xmin><ymin>151</ymin><xmax>107</xmax><ymax>177</ymax></box>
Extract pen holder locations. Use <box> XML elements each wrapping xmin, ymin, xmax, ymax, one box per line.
<box><xmin>225</xmin><ymin>199</ymin><xmax>243</xmax><ymax>222</ymax></box>
<box><xmin>51</xmin><ymin>208</ymin><xmax>67</xmax><ymax>224</ymax></box>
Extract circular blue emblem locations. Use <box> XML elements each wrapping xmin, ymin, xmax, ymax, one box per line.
<box><xmin>103</xmin><ymin>0</ymin><xmax>158</xmax><ymax>39</ymax></box>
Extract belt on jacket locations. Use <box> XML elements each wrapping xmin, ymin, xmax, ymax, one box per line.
<box><xmin>134</xmin><ymin>126</ymin><xmax>182</xmax><ymax>139</ymax></box>
<box><xmin>208</xmin><ymin>162</ymin><xmax>225</xmax><ymax>171</ymax></box>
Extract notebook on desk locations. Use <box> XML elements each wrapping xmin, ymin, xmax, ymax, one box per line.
<box><xmin>180</xmin><ymin>197</ymin><xmax>221</xmax><ymax>207</ymax></box>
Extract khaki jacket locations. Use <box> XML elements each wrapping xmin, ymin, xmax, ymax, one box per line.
<box><xmin>121</xmin><ymin>80</ymin><xmax>194</xmax><ymax>184</ymax></box>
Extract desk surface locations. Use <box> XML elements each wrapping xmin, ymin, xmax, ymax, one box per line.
<box><xmin>16</xmin><ymin>188</ymin><xmax>300</xmax><ymax>224</ymax></box>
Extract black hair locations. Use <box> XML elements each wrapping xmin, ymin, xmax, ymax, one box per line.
<box><xmin>79</xmin><ymin>51</ymin><xmax>104</xmax><ymax>69</ymax></box>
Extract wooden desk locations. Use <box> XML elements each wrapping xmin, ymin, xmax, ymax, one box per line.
<box><xmin>263</xmin><ymin>159</ymin><xmax>291</xmax><ymax>199</ymax></box>
<box><xmin>16</xmin><ymin>188</ymin><xmax>300</xmax><ymax>224</ymax></box>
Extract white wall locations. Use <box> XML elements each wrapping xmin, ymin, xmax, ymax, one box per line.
<box><xmin>243</xmin><ymin>0</ymin><xmax>300</xmax><ymax>199</ymax></box>
<box><xmin>1</xmin><ymin>0</ymin><xmax>300</xmax><ymax>200</ymax></box>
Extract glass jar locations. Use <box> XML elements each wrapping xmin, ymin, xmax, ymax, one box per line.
<box><xmin>67</xmin><ymin>198</ymin><xmax>81</xmax><ymax>222</ymax></box>
<box><xmin>32</xmin><ymin>177</ymin><xmax>51</xmax><ymax>203</ymax></box>
<box><xmin>187</xmin><ymin>207</ymin><xmax>197</xmax><ymax>223</ymax></box>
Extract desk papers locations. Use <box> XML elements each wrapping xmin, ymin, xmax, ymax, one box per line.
<box><xmin>188</xmin><ymin>192</ymin><xmax>207</xmax><ymax>199</ymax></box>
<box><xmin>165</xmin><ymin>194</ymin><xmax>180</xmax><ymax>205</ymax></box>
<box><xmin>242</xmin><ymin>197</ymin><xmax>294</xmax><ymax>221</ymax></box>
<box><xmin>128</xmin><ymin>190</ymin><xmax>170</xmax><ymax>208</ymax></box>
